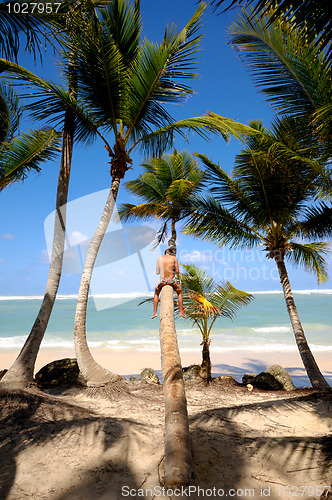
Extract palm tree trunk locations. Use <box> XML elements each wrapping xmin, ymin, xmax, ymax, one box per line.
<box><xmin>275</xmin><ymin>256</ymin><xmax>330</xmax><ymax>390</ymax></box>
<box><xmin>1</xmin><ymin>108</ymin><xmax>75</xmax><ymax>387</ymax></box>
<box><xmin>73</xmin><ymin>177</ymin><xmax>125</xmax><ymax>388</ymax></box>
<box><xmin>159</xmin><ymin>285</ymin><xmax>193</xmax><ymax>487</ymax></box>
<box><xmin>200</xmin><ymin>337</ymin><xmax>212</xmax><ymax>382</ymax></box>
<box><xmin>168</xmin><ymin>218</ymin><xmax>177</xmax><ymax>249</ymax></box>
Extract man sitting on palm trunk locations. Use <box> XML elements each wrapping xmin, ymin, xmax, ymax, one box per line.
<box><xmin>151</xmin><ymin>247</ymin><xmax>185</xmax><ymax>319</ymax></box>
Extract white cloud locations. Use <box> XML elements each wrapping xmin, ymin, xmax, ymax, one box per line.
<box><xmin>0</xmin><ymin>258</ymin><xmax>6</xmax><ymax>264</ymax></box>
<box><xmin>178</xmin><ymin>249</ymin><xmax>213</xmax><ymax>264</ymax></box>
<box><xmin>68</xmin><ymin>231</ymin><xmax>90</xmax><ymax>246</ymax></box>
<box><xmin>1</xmin><ymin>233</ymin><xmax>15</xmax><ymax>240</ymax></box>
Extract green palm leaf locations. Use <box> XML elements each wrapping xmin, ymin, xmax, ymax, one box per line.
<box><xmin>178</xmin><ymin>264</ymin><xmax>253</xmax><ymax>338</ymax></box>
<box><xmin>0</xmin><ymin>128</ymin><xmax>61</xmax><ymax>190</ymax></box>
<box><xmin>288</xmin><ymin>242</ymin><xmax>329</xmax><ymax>283</ymax></box>
<box><xmin>184</xmin><ymin>195</ymin><xmax>262</xmax><ymax>249</ymax></box>
<box><xmin>0</xmin><ymin>82</ymin><xmax>22</xmax><ymax>144</ymax></box>
<box><xmin>228</xmin><ymin>10</ymin><xmax>331</xmax><ymax>119</ymax></box>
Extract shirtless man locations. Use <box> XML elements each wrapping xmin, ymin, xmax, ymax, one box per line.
<box><xmin>151</xmin><ymin>248</ymin><xmax>185</xmax><ymax>319</ymax></box>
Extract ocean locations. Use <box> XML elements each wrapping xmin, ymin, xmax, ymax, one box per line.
<box><xmin>1</xmin><ymin>290</ymin><xmax>331</xmax><ymax>356</ymax></box>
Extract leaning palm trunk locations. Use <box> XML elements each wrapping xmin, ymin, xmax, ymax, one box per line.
<box><xmin>200</xmin><ymin>337</ymin><xmax>212</xmax><ymax>382</ymax></box>
<box><xmin>1</xmin><ymin>109</ymin><xmax>75</xmax><ymax>387</ymax></box>
<box><xmin>275</xmin><ymin>256</ymin><xmax>330</xmax><ymax>390</ymax></box>
<box><xmin>159</xmin><ymin>285</ymin><xmax>193</xmax><ymax>487</ymax></box>
<box><xmin>74</xmin><ymin>177</ymin><xmax>126</xmax><ymax>389</ymax></box>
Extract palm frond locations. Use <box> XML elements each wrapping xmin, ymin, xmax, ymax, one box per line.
<box><xmin>0</xmin><ymin>81</ymin><xmax>22</xmax><ymax>144</ymax></box>
<box><xmin>183</xmin><ymin>195</ymin><xmax>262</xmax><ymax>249</ymax></box>
<box><xmin>125</xmin><ymin>2</ymin><xmax>206</xmax><ymax>140</ymax></box>
<box><xmin>288</xmin><ymin>241</ymin><xmax>329</xmax><ymax>283</ymax></box>
<box><xmin>0</xmin><ymin>128</ymin><xmax>61</xmax><ymax>190</ymax></box>
<box><xmin>212</xmin><ymin>0</ymin><xmax>332</xmax><ymax>63</ymax></box>
<box><xmin>228</xmin><ymin>9</ymin><xmax>331</xmax><ymax>118</ymax></box>
<box><xmin>132</xmin><ymin>116</ymin><xmax>230</xmax><ymax>157</ymax></box>
<box><xmin>117</xmin><ymin>201</ymin><xmax>164</xmax><ymax>221</ymax></box>
<box><xmin>297</xmin><ymin>204</ymin><xmax>332</xmax><ymax>239</ymax></box>
<box><xmin>178</xmin><ymin>264</ymin><xmax>253</xmax><ymax>337</ymax></box>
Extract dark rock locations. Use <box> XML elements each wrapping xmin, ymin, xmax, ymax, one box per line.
<box><xmin>182</xmin><ymin>364</ymin><xmax>201</xmax><ymax>381</ymax></box>
<box><xmin>242</xmin><ymin>373</ymin><xmax>258</xmax><ymax>385</ymax></box>
<box><xmin>243</xmin><ymin>365</ymin><xmax>296</xmax><ymax>391</ymax></box>
<box><xmin>140</xmin><ymin>368</ymin><xmax>160</xmax><ymax>385</ymax></box>
<box><xmin>264</xmin><ymin>364</ymin><xmax>296</xmax><ymax>391</ymax></box>
<box><xmin>35</xmin><ymin>358</ymin><xmax>81</xmax><ymax>387</ymax></box>
<box><xmin>251</xmin><ymin>372</ymin><xmax>284</xmax><ymax>391</ymax></box>
<box><xmin>0</xmin><ymin>369</ymin><xmax>8</xmax><ymax>381</ymax></box>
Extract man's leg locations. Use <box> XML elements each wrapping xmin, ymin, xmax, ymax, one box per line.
<box><xmin>151</xmin><ymin>291</ymin><xmax>159</xmax><ymax>319</ymax></box>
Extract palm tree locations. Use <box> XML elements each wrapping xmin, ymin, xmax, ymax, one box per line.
<box><xmin>0</xmin><ymin>82</ymin><xmax>61</xmax><ymax>190</ymax></box>
<box><xmin>0</xmin><ymin>1</ymin><xmax>107</xmax><ymax>387</ymax></box>
<box><xmin>227</xmin><ymin>9</ymin><xmax>332</xmax><ymax>161</ymax></box>
<box><xmin>118</xmin><ymin>149</ymin><xmax>205</xmax><ymax>249</ymax></box>
<box><xmin>65</xmin><ymin>0</ymin><xmax>230</xmax><ymax>389</ymax></box>
<box><xmin>159</xmin><ymin>283</ymin><xmax>193</xmax><ymax>487</ymax></box>
<box><xmin>0</xmin><ymin>1</ymin><xmax>231</xmax><ymax>389</ymax></box>
<box><xmin>185</xmin><ymin>119</ymin><xmax>332</xmax><ymax>390</ymax></box>
<box><xmin>178</xmin><ymin>264</ymin><xmax>253</xmax><ymax>382</ymax></box>
<box><xmin>210</xmin><ymin>0</ymin><xmax>332</xmax><ymax>64</ymax></box>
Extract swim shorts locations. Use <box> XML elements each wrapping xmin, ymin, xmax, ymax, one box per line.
<box><xmin>155</xmin><ymin>277</ymin><xmax>182</xmax><ymax>295</ymax></box>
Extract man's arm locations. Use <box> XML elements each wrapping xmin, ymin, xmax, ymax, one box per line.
<box><xmin>156</xmin><ymin>256</ymin><xmax>162</xmax><ymax>275</ymax></box>
<box><xmin>174</xmin><ymin>257</ymin><xmax>180</xmax><ymax>275</ymax></box>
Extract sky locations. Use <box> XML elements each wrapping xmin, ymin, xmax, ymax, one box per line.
<box><xmin>0</xmin><ymin>0</ymin><xmax>331</xmax><ymax>298</ymax></box>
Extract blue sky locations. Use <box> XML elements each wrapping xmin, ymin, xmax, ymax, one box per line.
<box><xmin>0</xmin><ymin>0</ymin><xmax>331</xmax><ymax>297</ymax></box>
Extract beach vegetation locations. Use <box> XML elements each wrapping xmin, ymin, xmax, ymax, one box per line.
<box><xmin>185</xmin><ymin>118</ymin><xmax>332</xmax><ymax>390</ymax></box>
<box><xmin>227</xmin><ymin>8</ymin><xmax>332</xmax><ymax>169</ymax></box>
<box><xmin>0</xmin><ymin>82</ymin><xmax>61</xmax><ymax>191</ymax></box>
<box><xmin>210</xmin><ymin>0</ymin><xmax>332</xmax><ymax>65</ymax></box>
<box><xmin>177</xmin><ymin>264</ymin><xmax>253</xmax><ymax>382</ymax></box>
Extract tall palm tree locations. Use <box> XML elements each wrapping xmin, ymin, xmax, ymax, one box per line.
<box><xmin>185</xmin><ymin>119</ymin><xmax>332</xmax><ymax>390</ymax></box>
<box><xmin>178</xmin><ymin>264</ymin><xmax>253</xmax><ymax>382</ymax></box>
<box><xmin>0</xmin><ymin>82</ymin><xmax>61</xmax><ymax>190</ymax></box>
<box><xmin>210</xmin><ymin>0</ymin><xmax>332</xmax><ymax>64</ymax></box>
<box><xmin>0</xmin><ymin>1</ymin><xmax>106</xmax><ymax>387</ymax></box>
<box><xmin>118</xmin><ymin>149</ymin><xmax>205</xmax><ymax>249</ymax></box>
<box><xmin>158</xmin><ymin>283</ymin><xmax>193</xmax><ymax>487</ymax></box>
<box><xmin>65</xmin><ymin>0</ymin><xmax>230</xmax><ymax>389</ymax></box>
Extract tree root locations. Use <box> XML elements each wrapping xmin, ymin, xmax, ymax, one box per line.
<box><xmin>84</xmin><ymin>377</ymin><xmax>131</xmax><ymax>400</ymax></box>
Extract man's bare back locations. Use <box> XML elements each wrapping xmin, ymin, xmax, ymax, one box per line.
<box><xmin>156</xmin><ymin>254</ymin><xmax>179</xmax><ymax>279</ymax></box>
<box><xmin>151</xmin><ymin>250</ymin><xmax>185</xmax><ymax>319</ymax></box>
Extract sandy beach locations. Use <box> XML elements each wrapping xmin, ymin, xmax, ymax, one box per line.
<box><xmin>1</xmin><ymin>347</ymin><xmax>331</xmax><ymax>387</ymax></box>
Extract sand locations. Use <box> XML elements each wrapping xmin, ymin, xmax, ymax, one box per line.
<box><xmin>1</xmin><ymin>347</ymin><xmax>332</xmax><ymax>499</ymax></box>
<box><xmin>1</xmin><ymin>347</ymin><xmax>331</xmax><ymax>386</ymax></box>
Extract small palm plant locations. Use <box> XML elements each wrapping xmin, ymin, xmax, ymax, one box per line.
<box><xmin>178</xmin><ymin>264</ymin><xmax>253</xmax><ymax>382</ymax></box>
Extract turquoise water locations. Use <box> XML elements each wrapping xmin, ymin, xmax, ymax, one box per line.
<box><xmin>1</xmin><ymin>290</ymin><xmax>331</xmax><ymax>355</ymax></box>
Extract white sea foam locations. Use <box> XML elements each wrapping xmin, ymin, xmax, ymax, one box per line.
<box><xmin>252</xmin><ymin>326</ymin><xmax>291</xmax><ymax>334</ymax></box>
<box><xmin>0</xmin><ymin>292</ymin><xmax>153</xmax><ymax>301</ymax></box>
